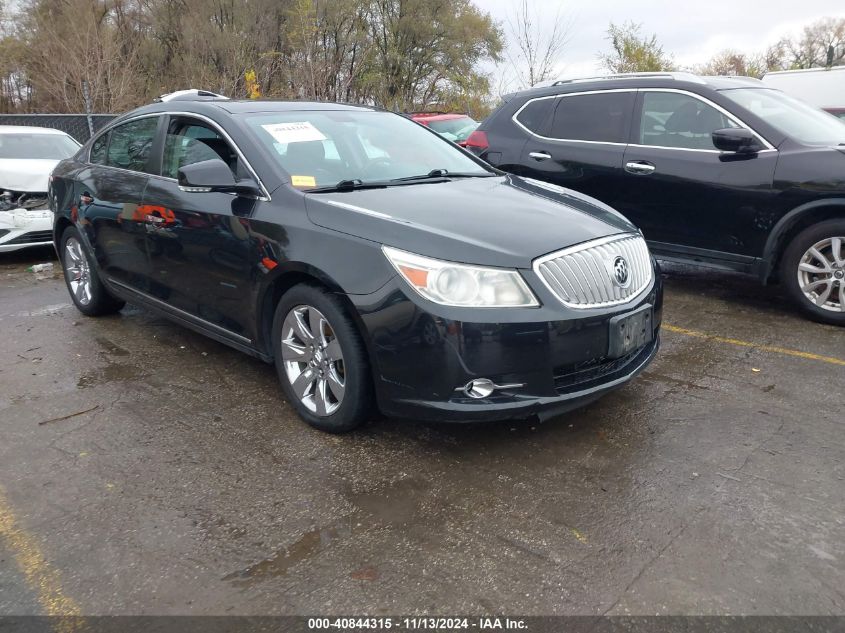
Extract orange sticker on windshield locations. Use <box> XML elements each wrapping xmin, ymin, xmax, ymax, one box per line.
<box><xmin>291</xmin><ymin>175</ymin><xmax>316</xmax><ymax>188</ymax></box>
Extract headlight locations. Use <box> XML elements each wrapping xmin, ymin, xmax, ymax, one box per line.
<box><xmin>382</xmin><ymin>246</ymin><xmax>539</xmax><ymax>307</ymax></box>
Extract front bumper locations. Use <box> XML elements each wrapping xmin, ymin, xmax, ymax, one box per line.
<box><xmin>351</xmin><ymin>268</ymin><xmax>663</xmax><ymax>423</ymax></box>
<box><xmin>0</xmin><ymin>209</ymin><xmax>53</xmax><ymax>252</ymax></box>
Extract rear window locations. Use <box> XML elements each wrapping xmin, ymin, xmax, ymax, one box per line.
<box><xmin>426</xmin><ymin>117</ymin><xmax>478</xmax><ymax>143</ymax></box>
<box><xmin>549</xmin><ymin>92</ymin><xmax>635</xmax><ymax>143</ymax></box>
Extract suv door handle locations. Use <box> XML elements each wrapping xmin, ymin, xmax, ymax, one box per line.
<box><xmin>529</xmin><ymin>151</ymin><xmax>551</xmax><ymax>161</ymax></box>
<box><xmin>625</xmin><ymin>161</ymin><xmax>656</xmax><ymax>175</ymax></box>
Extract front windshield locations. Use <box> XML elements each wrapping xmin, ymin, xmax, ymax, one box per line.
<box><xmin>0</xmin><ymin>133</ymin><xmax>80</xmax><ymax>159</ymax></box>
<box><xmin>721</xmin><ymin>88</ymin><xmax>845</xmax><ymax>146</ymax></box>
<box><xmin>427</xmin><ymin>117</ymin><xmax>478</xmax><ymax>143</ymax></box>
<box><xmin>244</xmin><ymin>110</ymin><xmax>491</xmax><ymax>189</ymax></box>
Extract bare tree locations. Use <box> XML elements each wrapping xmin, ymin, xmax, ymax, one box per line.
<box><xmin>788</xmin><ymin>16</ymin><xmax>845</xmax><ymax>68</ymax></box>
<box><xmin>505</xmin><ymin>0</ymin><xmax>571</xmax><ymax>88</ymax></box>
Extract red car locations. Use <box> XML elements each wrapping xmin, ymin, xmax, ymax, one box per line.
<box><xmin>409</xmin><ymin>113</ymin><xmax>479</xmax><ymax>146</ymax></box>
<box><xmin>825</xmin><ymin>107</ymin><xmax>845</xmax><ymax>120</ymax></box>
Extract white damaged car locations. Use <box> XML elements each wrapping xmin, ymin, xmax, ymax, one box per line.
<box><xmin>0</xmin><ymin>126</ymin><xmax>80</xmax><ymax>252</ymax></box>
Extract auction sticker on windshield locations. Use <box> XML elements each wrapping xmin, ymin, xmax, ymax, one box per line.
<box><xmin>261</xmin><ymin>121</ymin><xmax>326</xmax><ymax>144</ymax></box>
<box><xmin>291</xmin><ymin>175</ymin><xmax>317</xmax><ymax>188</ymax></box>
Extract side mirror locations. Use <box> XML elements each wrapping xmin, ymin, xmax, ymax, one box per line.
<box><xmin>178</xmin><ymin>159</ymin><xmax>260</xmax><ymax>196</ymax></box>
<box><xmin>711</xmin><ymin>128</ymin><xmax>762</xmax><ymax>154</ymax></box>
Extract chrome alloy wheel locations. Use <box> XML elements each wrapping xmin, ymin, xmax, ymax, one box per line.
<box><xmin>64</xmin><ymin>237</ymin><xmax>93</xmax><ymax>306</ymax></box>
<box><xmin>281</xmin><ymin>305</ymin><xmax>346</xmax><ymax>416</ymax></box>
<box><xmin>797</xmin><ymin>236</ymin><xmax>845</xmax><ymax>313</ymax></box>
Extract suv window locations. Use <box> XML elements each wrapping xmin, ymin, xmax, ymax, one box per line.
<box><xmin>90</xmin><ymin>132</ymin><xmax>109</xmax><ymax>164</ymax></box>
<box><xmin>549</xmin><ymin>92</ymin><xmax>634</xmax><ymax>143</ymax></box>
<box><xmin>515</xmin><ymin>98</ymin><xmax>554</xmax><ymax>136</ymax></box>
<box><xmin>106</xmin><ymin>117</ymin><xmax>158</xmax><ymax>172</ymax></box>
<box><xmin>640</xmin><ymin>92</ymin><xmax>738</xmax><ymax>150</ymax></box>
<box><xmin>162</xmin><ymin>120</ymin><xmax>239</xmax><ymax>180</ymax></box>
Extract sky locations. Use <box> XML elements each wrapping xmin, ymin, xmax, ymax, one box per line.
<box><xmin>473</xmin><ymin>0</ymin><xmax>845</xmax><ymax>91</ymax></box>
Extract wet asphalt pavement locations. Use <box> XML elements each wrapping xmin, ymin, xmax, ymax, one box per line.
<box><xmin>0</xmin><ymin>246</ymin><xmax>843</xmax><ymax>616</ymax></box>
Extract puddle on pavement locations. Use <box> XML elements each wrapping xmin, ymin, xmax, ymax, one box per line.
<box><xmin>77</xmin><ymin>362</ymin><xmax>144</xmax><ymax>388</ymax></box>
<box><xmin>345</xmin><ymin>477</ymin><xmax>429</xmax><ymax>526</ymax></box>
<box><xmin>95</xmin><ymin>336</ymin><xmax>131</xmax><ymax>357</ymax></box>
<box><xmin>223</xmin><ymin>523</ymin><xmax>353</xmax><ymax>588</ymax></box>
<box><xmin>223</xmin><ymin>477</ymin><xmax>431</xmax><ymax>587</ymax></box>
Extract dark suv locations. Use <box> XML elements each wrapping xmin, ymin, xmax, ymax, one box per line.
<box><xmin>467</xmin><ymin>72</ymin><xmax>845</xmax><ymax>325</ymax></box>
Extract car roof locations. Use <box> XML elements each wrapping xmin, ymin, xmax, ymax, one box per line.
<box><xmin>119</xmin><ymin>99</ymin><xmax>379</xmax><ymax>120</ymax></box>
<box><xmin>505</xmin><ymin>75</ymin><xmax>766</xmax><ymax>101</ymax></box>
<box><xmin>0</xmin><ymin>125</ymin><xmax>72</xmax><ymax>136</ymax></box>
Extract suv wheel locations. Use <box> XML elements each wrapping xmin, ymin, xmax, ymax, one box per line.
<box><xmin>272</xmin><ymin>284</ymin><xmax>373</xmax><ymax>432</ymax></box>
<box><xmin>60</xmin><ymin>226</ymin><xmax>125</xmax><ymax>316</ymax></box>
<box><xmin>780</xmin><ymin>219</ymin><xmax>845</xmax><ymax>325</ymax></box>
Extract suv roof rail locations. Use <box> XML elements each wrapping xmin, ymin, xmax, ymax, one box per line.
<box><xmin>550</xmin><ymin>71</ymin><xmax>707</xmax><ymax>86</ymax></box>
<box><xmin>154</xmin><ymin>89</ymin><xmax>229</xmax><ymax>103</ymax></box>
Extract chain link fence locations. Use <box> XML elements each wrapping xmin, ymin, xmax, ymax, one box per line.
<box><xmin>0</xmin><ymin>114</ymin><xmax>116</xmax><ymax>143</ymax></box>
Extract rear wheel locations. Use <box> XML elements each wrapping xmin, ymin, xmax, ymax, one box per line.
<box><xmin>60</xmin><ymin>226</ymin><xmax>125</xmax><ymax>316</ymax></box>
<box><xmin>780</xmin><ymin>219</ymin><xmax>845</xmax><ymax>326</ymax></box>
<box><xmin>272</xmin><ymin>284</ymin><xmax>373</xmax><ymax>432</ymax></box>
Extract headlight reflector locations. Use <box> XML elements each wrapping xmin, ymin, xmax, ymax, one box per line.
<box><xmin>382</xmin><ymin>246</ymin><xmax>539</xmax><ymax>307</ymax></box>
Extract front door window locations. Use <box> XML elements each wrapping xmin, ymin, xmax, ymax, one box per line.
<box><xmin>639</xmin><ymin>92</ymin><xmax>738</xmax><ymax>150</ymax></box>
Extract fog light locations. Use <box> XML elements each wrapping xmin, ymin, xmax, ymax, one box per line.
<box><xmin>460</xmin><ymin>378</ymin><xmax>526</xmax><ymax>399</ymax></box>
<box><xmin>463</xmin><ymin>378</ymin><xmax>496</xmax><ymax>399</ymax></box>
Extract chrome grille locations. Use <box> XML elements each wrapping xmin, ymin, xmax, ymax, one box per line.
<box><xmin>534</xmin><ymin>234</ymin><xmax>652</xmax><ymax>309</ymax></box>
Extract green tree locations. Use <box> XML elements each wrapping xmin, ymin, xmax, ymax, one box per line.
<box><xmin>598</xmin><ymin>21</ymin><xmax>674</xmax><ymax>74</ymax></box>
<box><xmin>365</xmin><ymin>0</ymin><xmax>502</xmax><ymax>111</ymax></box>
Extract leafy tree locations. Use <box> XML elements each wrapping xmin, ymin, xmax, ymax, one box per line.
<box><xmin>598</xmin><ymin>21</ymin><xmax>674</xmax><ymax>74</ymax></box>
<box><xmin>364</xmin><ymin>0</ymin><xmax>502</xmax><ymax>111</ymax></box>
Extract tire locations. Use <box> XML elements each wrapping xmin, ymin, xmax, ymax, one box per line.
<box><xmin>779</xmin><ymin>219</ymin><xmax>845</xmax><ymax>326</ymax></box>
<box><xmin>271</xmin><ymin>284</ymin><xmax>373</xmax><ymax>432</ymax></box>
<box><xmin>59</xmin><ymin>226</ymin><xmax>125</xmax><ymax>317</ymax></box>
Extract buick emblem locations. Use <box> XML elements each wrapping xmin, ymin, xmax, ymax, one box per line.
<box><xmin>612</xmin><ymin>256</ymin><xmax>631</xmax><ymax>288</ymax></box>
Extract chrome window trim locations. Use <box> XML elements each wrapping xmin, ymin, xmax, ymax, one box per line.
<box><xmin>532</xmin><ymin>233</ymin><xmax>653</xmax><ymax>309</ymax></box>
<box><xmin>85</xmin><ymin>110</ymin><xmax>271</xmax><ymax>201</ymax></box>
<box><xmin>511</xmin><ymin>87</ymin><xmax>776</xmax><ymax>152</ymax></box>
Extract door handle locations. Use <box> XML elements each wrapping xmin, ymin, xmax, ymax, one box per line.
<box><xmin>80</xmin><ymin>192</ymin><xmax>93</xmax><ymax>205</ymax></box>
<box><xmin>529</xmin><ymin>151</ymin><xmax>551</xmax><ymax>161</ymax></box>
<box><xmin>625</xmin><ymin>161</ymin><xmax>656</xmax><ymax>175</ymax></box>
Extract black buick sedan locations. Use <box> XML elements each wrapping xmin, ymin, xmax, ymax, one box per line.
<box><xmin>50</xmin><ymin>92</ymin><xmax>662</xmax><ymax>432</ymax></box>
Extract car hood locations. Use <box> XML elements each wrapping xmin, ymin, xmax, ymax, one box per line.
<box><xmin>0</xmin><ymin>159</ymin><xmax>58</xmax><ymax>192</ymax></box>
<box><xmin>305</xmin><ymin>174</ymin><xmax>636</xmax><ymax>268</ymax></box>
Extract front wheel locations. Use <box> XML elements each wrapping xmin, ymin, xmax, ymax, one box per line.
<box><xmin>272</xmin><ymin>284</ymin><xmax>373</xmax><ymax>432</ymax></box>
<box><xmin>780</xmin><ymin>219</ymin><xmax>845</xmax><ymax>326</ymax></box>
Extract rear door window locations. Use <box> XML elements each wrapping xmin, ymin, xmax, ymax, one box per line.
<box><xmin>549</xmin><ymin>92</ymin><xmax>635</xmax><ymax>143</ymax></box>
<box><xmin>105</xmin><ymin>117</ymin><xmax>159</xmax><ymax>172</ymax></box>
<box><xmin>90</xmin><ymin>132</ymin><xmax>109</xmax><ymax>164</ymax></box>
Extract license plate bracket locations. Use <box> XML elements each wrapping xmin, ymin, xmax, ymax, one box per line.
<box><xmin>608</xmin><ymin>304</ymin><xmax>653</xmax><ymax>359</ymax></box>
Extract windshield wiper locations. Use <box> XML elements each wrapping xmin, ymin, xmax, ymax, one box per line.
<box><xmin>307</xmin><ymin>170</ymin><xmax>495</xmax><ymax>193</ymax></box>
<box><xmin>391</xmin><ymin>169</ymin><xmax>495</xmax><ymax>182</ymax></box>
<box><xmin>308</xmin><ymin>179</ymin><xmax>389</xmax><ymax>193</ymax></box>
